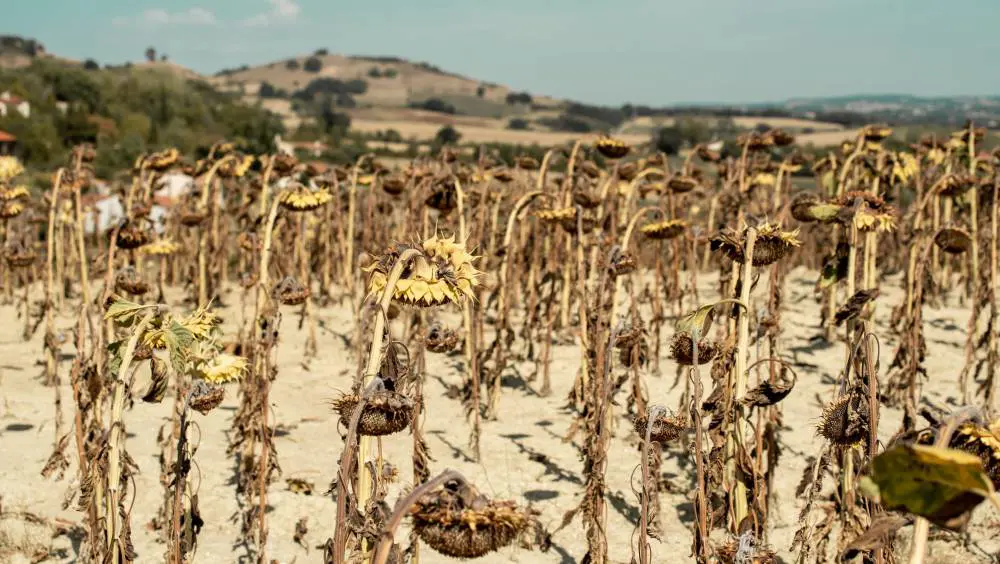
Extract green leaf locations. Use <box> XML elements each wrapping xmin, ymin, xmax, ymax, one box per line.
<box><xmin>106</xmin><ymin>340</ymin><xmax>124</xmax><ymax>376</ymax></box>
<box><xmin>103</xmin><ymin>298</ymin><xmax>152</xmax><ymax>325</ymax></box>
<box><xmin>807</xmin><ymin>203</ymin><xmax>843</xmax><ymax>223</ymax></box>
<box><xmin>162</xmin><ymin>320</ymin><xmax>195</xmax><ymax>375</ymax></box>
<box><xmin>676</xmin><ymin>299</ymin><xmax>746</xmax><ymax>340</ymax></box>
<box><xmin>862</xmin><ymin>443</ymin><xmax>994</xmax><ymax>530</ymax></box>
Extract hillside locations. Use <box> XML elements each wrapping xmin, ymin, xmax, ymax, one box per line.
<box><xmin>3</xmin><ymin>35</ymin><xmax>997</xmax><ymax>151</ymax></box>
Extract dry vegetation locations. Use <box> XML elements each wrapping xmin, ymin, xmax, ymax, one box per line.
<box><xmin>1</xmin><ymin>124</ymin><xmax>1000</xmax><ymax>564</ymax></box>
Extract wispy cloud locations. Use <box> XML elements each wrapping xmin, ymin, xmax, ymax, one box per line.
<box><xmin>112</xmin><ymin>7</ymin><xmax>216</xmax><ymax>28</ymax></box>
<box><xmin>240</xmin><ymin>0</ymin><xmax>301</xmax><ymax>27</ymax></box>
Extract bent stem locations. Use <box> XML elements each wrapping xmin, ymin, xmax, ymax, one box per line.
<box><xmin>357</xmin><ymin>248</ymin><xmax>422</xmax><ymax>514</ymax></box>
<box><xmin>371</xmin><ymin>470</ymin><xmax>462</xmax><ymax>564</ymax></box>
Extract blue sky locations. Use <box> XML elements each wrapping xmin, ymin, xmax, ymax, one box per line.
<box><xmin>5</xmin><ymin>0</ymin><xmax>1000</xmax><ymax>105</ymax></box>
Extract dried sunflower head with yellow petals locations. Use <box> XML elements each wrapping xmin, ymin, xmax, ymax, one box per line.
<box><xmin>711</xmin><ymin>223</ymin><xmax>801</xmax><ymax>266</ymax></box>
<box><xmin>217</xmin><ymin>153</ymin><xmax>254</xmax><ymax>179</ymax></box>
<box><xmin>1</xmin><ymin>185</ymin><xmax>29</xmax><ymax>201</ymax></box>
<box><xmin>594</xmin><ymin>135</ymin><xmax>630</xmax><ymax>159</ymax></box>
<box><xmin>640</xmin><ymin>218</ymin><xmax>688</xmax><ymax>240</ymax></box>
<box><xmin>195</xmin><ymin>353</ymin><xmax>248</xmax><ymax>385</ymax></box>
<box><xmin>0</xmin><ymin>200</ymin><xmax>24</xmax><ymax>219</ymax></box>
<box><xmin>278</xmin><ymin>183</ymin><xmax>333</xmax><ymax>212</ymax></box>
<box><xmin>0</xmin><ymin>156</ymin><xmax>25</xmax><ymax>182</ymax></box>
<box><xmin>141</xmin><ymin>238</ymin><xmax>180</xmax><ymax>257</ymax></box>
<box><xmin>145</xmin><ymin>147</ymin><xmax>180</xmax><ymax>172</ymax></box>
<box><xmin>365</xmin><ymin>235</ymin><xmax>481</xmax><ymax>308</ymax></box>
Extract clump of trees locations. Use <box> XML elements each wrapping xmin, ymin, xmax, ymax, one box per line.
<box><xmin>409</xmin><ymin>98</ymin><xmax>457</xmax><ymax>115</ymax></box>
<box><xmin>0</xmin><ymin>58</ymin><xmax>283</xmax><ymax>174</ymax></box>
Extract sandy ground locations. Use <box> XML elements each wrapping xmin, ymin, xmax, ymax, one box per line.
<box><xmin>1</xmin><ymin>267</ymin><xmax>998</xmax><ymax>563</ymax></box>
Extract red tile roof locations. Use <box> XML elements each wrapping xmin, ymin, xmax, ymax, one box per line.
<box><xmin>0</xmin><ymin>130</ymin><xmax>16</xmax><ymax>142</ymax></box>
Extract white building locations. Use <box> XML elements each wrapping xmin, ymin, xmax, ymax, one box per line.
<box><xmin>0</xmin><ymin>91</ymin><xmax>30</xmax><ymax>119</ymax></box>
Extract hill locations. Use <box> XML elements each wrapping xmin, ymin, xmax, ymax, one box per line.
<box><xmin>3</xmin><ymin>35</ymin><xmax>998</xmax><ymax>155</ymax></box>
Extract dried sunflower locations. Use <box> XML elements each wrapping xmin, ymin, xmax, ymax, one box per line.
<box><xmin>188</xmin><ymin>380</ymin><xmax>227</xmax><ymax>414</ymax></box>
<box><xmin>145</xmin><ymin>148</ymin><xmax>180</xmax><ymax>171</ymax></box>
<box><xmin>111</xmin><ymin>220</ymin><xmax>151</xmax><ymax>250</ymax></box>
<box><xmin>0</xmin><ymin>201</ymin><xmax>24</xmax><ymax>219</ymax></box>
<box><xmin>424</xmin><ymin>323</ymin><xmax>460</xmax><ymax>354</ymax></box>
<box><xmin>594</xmin><ymin>135</ymin><xmax>630</xmax><ymax>159</ymax></box>
<box><xmin>115</xmin><ymin>267</ymin><xmax>150</xmax><ymax>296</ymax></box>
<box><xmin>515</xmin><ymin>156</ymin><xmax>539</xmax><ymax>170</ymax></box>
<box><xmin>382</xmin><ymin>174</ymin><xmax>406</xmax><ymax>195</ymax></box>
<box><xmin>217</xmin><ymin>153</ymin><xmax>254</xmax><ymax>178</ymax></box>
<box><xmin>579</xmin><ymin>160</ymin><xmax>602</xmax><ymax>178</ymax></box>
<box><xmin>934</xmin><ymin>227</ymin><xmax>973</xmax><ymax>255</ymax></box>
<box><xmin>425</xmin><ymin>180</ymin><xmax>458</xmax><ymax>212</ymax></box>
<box><xmin>365</xmin><ymin>235</ymin><xmax>481</xmax><ymax>308</ymax></box>
<box><xmin>633</xmin><ymin>409</ymin><xmax>687</xmax><ymax>443</ymax></box>
<box><xmin>195</xmin><ymin>353</ymin><xmax>248</xmax><ymax>385</ymax></box>
<box><xmin>711</xmin><ymin>223</ymin><xmax>800</xmax><ymax>266</ymax></box>
<box><xmin>861</xmin><ymin>124</ymin><xmax>893</xmax><ymax>142</ymax></box>
<box><xmin>0</xmin><ymin>156</ymin><xmax>26</xmax><ymax>181</ymax></box>
<box><xmin>617</xmin><ymin>161</ymin><xmax>639</xmax><ymax>181</ymax></box>
<box><xmin>4</xmin><ymin>242</ymin><xmax>36</xmax><ymax>268</ymax></box>
<box><xmin>0</xmin><ymin>185</ymin><xmax>29</xmax><ymax>201</ymax></box>
<box><xmin>667</xmin><ymin>175</ymin><xmax>699</xmax><ymax>194</ymax></box>
<box><xmin>948</xmin><ymin>419</ymin><xmax>1000</xmax><ymax>489</ymax></box>
<box><xmin>332</xmin><ymin>387</ymin><xmax>413</xmax><ymax>436</ymax></box>
<box><xmin>411</xmin><ymin>477</ymin><xmax>533</xmax><ymax>558</ymax></box>
<box><xmin>818</xmin><ymin>393</ymin><xmax>869</xmax><ymax>446</ymax></box>
<box><xmin>669</xmin><ymin>332</ymin><xmax>719</xmax><ymax>365</ymax></box>
<box><xmin>272</xmin><ymin>276</ymin><xmax>311</xmax><ymax>306</ymax></box>
<box><xmin>640</xmin><ymin>218</ymin><xmax>687</xmax><ymax>240</ymax></box>
<box><xmin>141</xmin><ymin>238</ymin><xmax>179</xmax><ymax>257</ymax></box>
<box><xmin>278</xmin><ymin>184</ymin><xmax>333</xmax><ymax>212</ymax></box>
<box><xmin>766</xmin><ymin>128</ymin><xmax>795</xmax><ymax>147</ymax></box>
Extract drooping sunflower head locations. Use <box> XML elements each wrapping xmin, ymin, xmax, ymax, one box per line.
<box><xmin>0</xmin><ymin>200</ymin><xmax>24</xmax><ymax>219</ymax></box>
<box><xmin>278</xmin><ymin>183</ymin><xmax>333</xmax><ymax>212</ymax></box>
<box><xmin>861</xmin><ymin>124</ymin><xmax>893</xmax><ymax>142</ymax></box>
<box><xmin>594</xmin><ymin>135</ymin><xmax>630</xmax><ymax>159</ymax></box>
<box><xmin>0</xmin><ymin>185</ymin><xmax>29</xmax><ymax>201</ymax></box>
<box><xmin>711</xmin><ymin>223</ymin><xmax>800</xmax><ymax>266</ymax></box>
<box><xmin>640</xmin><ymin>218</ymin><xmax>688</xmax><ymax>240</ymax></box>
<box><xmin>142</xmin><ymin>238</ymin><xmax>180</xmax><ymax>256</ymax></box>
<box><xmin>217</xmin><ymin>153</ymin><xmax>254</xmax><ymax>179</ymax></box>
<box><xmin>195</xmin><ymin>353</ymin><xmax>248</xmax><ymax>385</ymax></box>
<box><xmin>0</xmin><ymin>156</ymin><xmax>25</xmax><ymax>182</ymax></box>
<box><xmin>145</xmin><ymin>148</ymin><xmax>180</xmax><ymax>172</ymax></box>
<box><xmin>365</xmin><ymin>235</ymin><xmax>481</xmax><ymax>308</ymax></box>
<box><xmin>934</xmin><ymin>227</ymin><xmax>973</xmax><ymax>255</ymax></box>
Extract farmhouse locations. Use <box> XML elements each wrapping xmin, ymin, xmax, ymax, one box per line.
<box><xmin>0</xmin><ymin>91</ymin><xmax>30</xmax><ymax>118</ymax></box>
<box><xmin>0</xmin><ymin>130</ymin><xmax>14</xmax><ymax>155</ymax></box>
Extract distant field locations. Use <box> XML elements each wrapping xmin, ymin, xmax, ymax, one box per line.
<box><xmin>351</xmin><ymin>118</ymin><xmax>647</xmax><ymax>146</ymax></box>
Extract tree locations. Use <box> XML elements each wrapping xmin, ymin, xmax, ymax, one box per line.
<box><xmin>434</xmin><ymin>125</ymin><xmax>461</xmax><ymax>146</ymax></box>
<box><xmin>303</xmin><ymin>56</ymin><xmax>323</xmax><ymax>73</ymax></box>
<box><xmin>476</xmin><ymin>85</ymin><xmax>486</xmax><ymax>98</ymax></box>
<box><xmin>145</xmin><ymin>47</ymin><xmax>156</xmax><ymax>62</ymax></box>
<box><xmin>83</xmin><ymin>59</ymin><xmax>100</xmax><ymax>71</ymax></box>
<box><xmin>367</xmin><ymin>67</ymin><xmax>382</xmax><ymax>78</ymax></box>
<box><xmin>411</xmin><ymin>98</ymin><xmax>456</xmax><ymax>115</ymax></box>
<box><xmin>505</xmin><ymin>91</ymin><xmax>533</xmax><ymax>105</ymax></box>
<box><xmin>258</xmin><ymin>81</ymin><xmax>279</xmax><ymax>98</ymax></box>
<box><xmin>285</xmin><ymin>59</ymin><xmax>300</xmax><ymax>70</ymax></box>
<box><xmin>319</xmin><ymin>96</ymin><xmax>351</xmax><ymax>135</ymax></box>
<box><xmin>315</xmin><ymin>48</ymin><xmax>328</xmax><ymax>55</ymax></box>
<box><xmin>160</xmin><ymin>54</ymin><xmax>169</xmax><ymax>62</ymax></box>
<box><xmin>507</xmin><ymin>118</ymin><xmax>529</xmax><ymax>130</ymax></box>
<box><xmin>653</xmin><ymin>127</ymin><xmax>684</xmax><ymax>155</ymax></box>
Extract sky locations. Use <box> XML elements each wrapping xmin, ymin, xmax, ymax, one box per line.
<box><xmin>5</xmin><ymin>0</ymin><xmax>1000</xmax><ymax>106</ymax></box>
